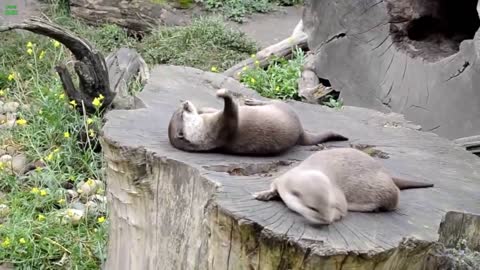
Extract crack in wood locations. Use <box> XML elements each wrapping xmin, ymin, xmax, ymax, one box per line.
<box><xmin>446</xmin><ymin>61</ymin><xmax>470</xmax><ymax>82</ymax></box>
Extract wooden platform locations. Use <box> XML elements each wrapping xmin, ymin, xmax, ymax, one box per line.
<box><xmin>101</xmin><ymin>65</ymin><xmax>480</xmax><ymax>269</ymax></box>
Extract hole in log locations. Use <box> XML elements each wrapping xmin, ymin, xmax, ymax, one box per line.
<box><xmin>387</xmin><ymin>0</ymin><xmax>480</xmax><ymax>62</ymax></box>
<box><xmin>203</xmin><ymin>160</ymin><xmax>295</xmax><ymax>176</ymax></box>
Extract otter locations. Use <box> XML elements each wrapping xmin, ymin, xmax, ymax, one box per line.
<box><xmin>168</xmin><ymin>88</ymin><xmax>348</xmax><ymax>156</ymax></box>
<box><xmin>253</xmin><ymin>147</ymin><xmax>434</xmax><ymax>224</ymax></box>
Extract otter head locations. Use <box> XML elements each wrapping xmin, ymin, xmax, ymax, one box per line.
<box><xmin>281</xmin><ymin>171</ymin><xmax>347</xmax><ymax>225</ymax></box>
<box><xmin>168</xmin><ymin>100</ymin><xmax>217</xmax><ymax>152</ymax></box>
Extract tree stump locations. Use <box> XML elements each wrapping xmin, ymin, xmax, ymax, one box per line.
<box><xmin>100</xmin><ymin>65</ymin><xmax>480</xmax><ymax>269</ymax></box>
<box><xmin>302</xmin><ymin>0</ymin><xmax>480</xmax><ymax>140</ymax></box>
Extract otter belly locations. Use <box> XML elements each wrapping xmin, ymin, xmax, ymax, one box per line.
<box><xmin>223</xmin><ymin>106</ymin><xmax>303</xmax><ymax>155</ymax></box>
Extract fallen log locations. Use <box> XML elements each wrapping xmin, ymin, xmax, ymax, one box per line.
<box><xmin>101</xmin><ymin>64</ymin><xmax>480</xmax><ymax>269</ymax></box>
<box><xmin>223</xmin><ymin>19</ymin><xmax>308</xmax><ymax>79</ymax></box>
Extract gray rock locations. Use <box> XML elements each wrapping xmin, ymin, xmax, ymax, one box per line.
<box><xmin>101</xmin><ymin>65</ymin><xmax>480</xmax><ymax>269</ymax></box>
<box><xmin>302</xmin><ymin>0</ymin><xmax>480</xmax><ymax>140</ymax></box>
<box><xmin>2</xmin><ymin>102</ymin><xmax>19</xmax><ymax>113</ymax></box>
<box><xmin>11</xmin><ymin>154</ymin><xmax>27</xmax><ymax>174</ymax></box>
<box><xmin>0</xmin><ymin>155</ymin><xmax>12</xmax><ymax>163</ymax></box>
<box><xmin>71</xmin><ymin>202</ymin><xmax>86</xmax><ymax>211</ymax></box>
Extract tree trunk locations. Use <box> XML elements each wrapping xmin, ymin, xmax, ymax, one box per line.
<box><xmin>101</xmin><ymin>64</ymin><xmax>480</xmax><ymax>269</ymax></box>
<box><xmin>302</xmin><ymin>0</ymin><xmax>480</xmax><ymax>140</ymax></box>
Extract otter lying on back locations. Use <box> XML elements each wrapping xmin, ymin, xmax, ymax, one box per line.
<box><xmin>254</xmin><ymin>147</ymin><xmax>435</xmax><ymax>224</ymax></box>
<box><xmin>168</xmin><ymin>88</ymin><xmax>348</xmax><ymax>156</ymax></box>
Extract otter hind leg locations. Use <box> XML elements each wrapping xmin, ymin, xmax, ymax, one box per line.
<box><xmin>253</xmin><ymin>183</ymin><xmax>279</xmax><ymax>201</ymax></box>
<box><xmin>298</xmin><ymin>131</ymin><xmax>349</xmax><ymax>145</ymax></box>
<box><xmin>347</xmin><ymin>203</ymin><xmax>382</xmax><ymax>212</ymax></box>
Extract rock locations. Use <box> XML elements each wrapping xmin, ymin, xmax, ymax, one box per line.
<box><xmin>66</xmin><ymin>190</ymin><xmax>79</xmax><ymax>202</ymax></box>
<box><xmin>71</xmin><ymin>202</ymin><xmax>85</xmax><ymax>211</ymax></box>
<box><xmin>302</xmin><ymin>0</ymin><xmax>480</xmax><ymax>140</ymax></box>
<box><xmin>11</xmin><ymin>154</ymin><xmax>27</xmax><ymax>174</ymax></box>
<box><xmin>61</xmin><ymin>208</ymin><xmax>84</xmax><ymax>225</ymax></box>
<box><xmin>100</xmin><ymin>65</ymin><xmax>480</xmax><ymax>269</ymax></box>
<box><xmin>0</xmin><ymin>155</ymin><xmax>12</xmax><ymax>163</ymax></box>
<box><xmin>2</xmin><ymin>102</ymin><xmax>19</xmax><ymax>113</ymax></box>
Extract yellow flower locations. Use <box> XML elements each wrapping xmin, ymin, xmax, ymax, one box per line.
<box><xmin>67</xmin><ymin>209</ymin><xmax>74</xmax><ymax>217</ymax></box>
<box><xmin>45</xmin><ymin>152</ymin><xmax>54</xmax><ymax>161</ymax></box>
<box><xmin>69</xmin><ymin>100</ymin><xmax>77</xmax><ymax>107</ymax></box>
<box><xmin>0</xmin><ymin>162</ymin><xmax>4</xmax><ymax>171</ymax></box>
<box><xmin>27</xmin><ymin>48</ymin><xmax>33</xmax><ymax>55</ymax></box>
<box><xmin>210</xmin><ymin>66</ymin><xmax>218</xmax><ymax>72</ymax></box>
<box><xmin>88</xmin><ymin>129</ymin><xmax>95</xmax><ymax>138</ymax></box>
<box><xmin>98</xmin><ymin>94</ymin><xmax>105</xmax><ymax>100</ymax></box>
<box><xmin>242</xmin><ymin>66</ymin><xmax>248</xmax><ymax>71</ymax></box>
<box><xmin>57</xmin><ymin>199</ymin><xmax>65</xmax><ymax>204</ymax></box>
<box><xmin>53</xmin><ymin>40</ymin><xmax>60</xmax><ymax>48</ymax></box>
<box><xmin>58</xmin><ymin>93</ymin><xmax>65</xmax><ymax>100</ymax></box>
<box><xmin>53</xmin><ymin>148</ymin><xmax>60</xmax><ymax>153</ymax></box>
<box><xmin>16</xmin><ymin>119</ymin><xmax>27</xmax><ymax>126</ymax></box>
<box><xmin>92</xmin><ymin>97</ymin><xmax>102</xmax><ymax>108</ymax></box>
<box><xmin>7</xmin><ymin>73</ymin><xmax>15</xmax><ymax>81</ymax></box>
<box><xmin>86</xmin><ymin>178</ymin><xmax>95</xmax><ymax>186</ymax></box>
<box><xmin>0</xmin><ymin>90</ymin><xmax>5</xmax><ymax>96</ymax></box>
<box><xmin>254</xmin><ymin>60</ymin><xmax>260</xmax><ymax>66</ymax></box>
<box><xmin>30</xmin><ymin>187</ymin><xmax>40</xmax><ymax>194</ymax></box>
<box><xmin>35</xmin><ymin>167</ymin><xmax>42</xmax><ymax>172</ymax></box>
<box><xmin>250</xmin><ymin>78</ymin><xmax>255</xmax><ymax>84</ymax></box>
<box><xmin>64</xmin><ymin>131</ymin><xmax>70</xmax><ymax>138</ymax></box>
<box><xmin>97</xmin><ymin>216</ymin><xmax>106</xmax><ymax>223</ymax></box>
<box><xmin>26</xmin><ymin>42</ymin><xmax>33</xmax><ymax>48</ymax></box>
<box><xmin>96</xmin><ymin>188</ymin><xmax>104</xmax><ymax>195</ymax></box>
<box><xmin>251</xmin><ymin>54</ymin><xmax>256</xmax><ymax>58</ymax></box>
<box><xmin>275</xmin><ymin>86</ymin><xmax>280</xmax><ymax>91</ymax></box>
<box><xmin>1</xmin><ymin>237</ymin><xmax>11</xmax><ymax>248</ymax></box>
<box><xmin>39</xmin><ymin>50</ymin><xmax>46</xmax><ymax>60</ymax></box>
<box><xmin>37</xmin><ymin>214</ymin><xmax>45</xmax><ymax>221</ymax></box>
<box><xmin>86</xmin><ymin>118</ymin><xmax>93</xmax><ymax>125</ymax></box>
<box><xmin>38</xmin><ymin>109</ymin><xmax>43</xmax><ymax>115</ymax></box>
<box><xmin>77</xmin><ymin>189</ymin><xmax>83</xmax><ymax>194</ymax></box>
<box><xmin>19</xmin><ymin>238</ymin><xmax>26</xmax><ymax>244</ymax></box>
<box><xmin>39</xmin><ymin>189</ymin><xmax>47</xmax><ymax>196</ymax></box>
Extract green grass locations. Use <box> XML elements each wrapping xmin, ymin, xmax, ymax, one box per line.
<box><xmin>239</xmin><ymin>47</ymin><xmax>305</xmax><ymax>100</ymax></box>
<box><xmin>204</xmin><ymin>0</ymin><xmax>304</xmax><ymax>22</ymax></box>
<box><xmin>0</xmin><ymin>8</ymin><xmax>257</xmax><ymax>269</ymax></box>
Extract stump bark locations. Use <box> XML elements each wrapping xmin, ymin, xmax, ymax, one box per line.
<box><xmin>101</xmin><ymin>65</ymin><xmax>480</xmax><ymax>269</ymax></box>
<box><xmin>302</xmin><ymin>0</ymin><xmax>480</xmax><ymax>140</ymax></box>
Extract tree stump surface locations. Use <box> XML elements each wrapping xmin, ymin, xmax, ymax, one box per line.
<box><xmin>302</xmin><ymin>0</ymin><xmax>480</xmax><ymax>140</ymax></box>
<box><xmin>101</xmin><ymin>65</ymin><xmax>480</xmax><ymax>269</ymax></box>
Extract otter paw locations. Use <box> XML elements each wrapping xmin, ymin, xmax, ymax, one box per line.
<box><xmin>216</xmin><ymin>88</ymin><xmax>230</xmax><ymax>98</ymax></box>
<box><xmin>182</xmin><ymin>101</ymin><xmax>194</xmax><ymax>112</ymax></box>
<box><xmin>253</xmin><ymin>190</ymin><xmax>276</xmax><ymax>201</ymax></box>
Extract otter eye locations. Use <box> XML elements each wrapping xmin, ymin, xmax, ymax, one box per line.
<box><xmin>307</xmin><ymin>206</ymin><xmax>319</xmax><ymax>212</ymax></box>
<box><xmin>177</xmin><ymin>131</ymin><xmax>184</xmax><ymax>138</ymax></box>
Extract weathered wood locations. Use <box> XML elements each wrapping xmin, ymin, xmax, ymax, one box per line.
<box><xmin>70</xmin><ymin>0</ymin><xmax>190</xmax><ymax>33</ymax></box>
<box><xmin>101</xmin><ymin>65</ymin><xmax>480</xmax><ymax>269</ymax></box>
<box><xmin>106</xmin><ymin>48</ymin><xmax>150</xmax><ymax>110</ymax></box>
<box><xmin>302</xmin><ymin>0</ymin><xmax>480</xmax><ymax>140</ymax></box>
<box><xmin>0</xmin><ymin>17</ymin><xmax>114</xmax><ymax>114</ymax></box>
<box><xmin>438</xmin><ymin>211</ymin><xmax>480</xmax><ymax>251</ymax></box>
<box><xmin>223</xmin><ymin>19</ymin><xmax>308</xmax><ymax>79</ymax></box>
<box><xmin>454</xmin><ymin>136</ymin><xmax>480</xmax><ymax>156</ymax></box>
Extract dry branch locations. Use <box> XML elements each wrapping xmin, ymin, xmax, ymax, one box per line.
<box><xmin>223</xmin><ymin>19</ymin><xmax>308</xmax><ymax>79</ymax></box>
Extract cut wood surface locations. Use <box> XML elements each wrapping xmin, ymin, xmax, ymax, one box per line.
<box><xmin>101</xmin><ymin>65</ymin><xmax>480</xmax><ymax>269</ymax></box>
<box><xmin>302</xmin><ymin>0</ymin><xmax>480</xmax><ymax>140</ymax></box>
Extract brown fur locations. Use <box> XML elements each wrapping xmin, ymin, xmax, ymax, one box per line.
<box><xmin>168</xmin><ymin>89</ymin><xmax>348</xmax><ymax>156</ymax></box>
<box><xmin>254</xmin><ymin>148</ymin><xmax>434</xmax><ymax>224</ymax></box>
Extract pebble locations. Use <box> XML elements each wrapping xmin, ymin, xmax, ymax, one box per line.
<box><xmin>11</xmin><ymin>154</ymin><xmax>27</xmax><ymax>174</ymax></box>
<box><xmin>5</xmin><ymin>146</ymin><xmax>17</xmax><ymax>155</ymax></box>
<box><xmin>71</xmin><ymin>202</ymin><xmax>86</xmax><ymax>211</ymax></box>
<box><xmin>2</xmin><ymin>102</ymin><xmax>19</xmax><ymax>113</ymax></box>
<box><xmin>0</xmin><ymin>155</ymin><xmax>12</xmax><ymax>163</ymax></box>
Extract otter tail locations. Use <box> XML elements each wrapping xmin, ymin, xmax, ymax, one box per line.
<box><xmin>298</xmin><ymin>131</ymin><xmax>349</xmax><ymax>145</ymax></box>
<box><xmin>392</xmin><ymin>177</ymin><xmax>434</xmax><ymax>190</ymax></box>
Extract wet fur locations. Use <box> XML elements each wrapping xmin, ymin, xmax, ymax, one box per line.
<box><xmin>168</xmin><ymin>89</ymin><xmax>349</xmax><ymax>156</ymax></box>
<box><xmin>254</xmin><ymin>148</ymin><xmax>434</xmax><ymax>225</ymax></box>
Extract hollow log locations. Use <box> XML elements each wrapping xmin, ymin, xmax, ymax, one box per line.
<box><xmin>70</xmin><ymin>0</ymin><xmax>190</xmax><ymax>33</ymax></box>
<box><xmin>101</xmin><ymin>65</ymin><xmax>480</xmax><ymax>269</ymax></box>
<box><xmin>302</xmin><ymin>0</ymin><xmax>480</xmax><ymax>140</ymax></box>
<box><xmin>223</xmin><ymin>19</ymin><xmax>308</xmax><ymax>79</ymax></box>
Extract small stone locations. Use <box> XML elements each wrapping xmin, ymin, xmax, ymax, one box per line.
<box><xmin>2</xmin><ymin>102</ymin><xmax>19</xmax><ymax>113</ymax></box>
<box><xmin>11</xmin><ymin>154</ymin><xmax>27</xmax><ymax>174</ymax></box>
<box><xmin>0</xmin><ymin>204</ymin><xmax>9</xmax><ymax>218</ymax></box>
<box><xmin>66</xmin><ymin>190</ymin><xmax>79</xmax><ymax>201</ymax></box>
<box><xmin>0</xmin><ymin>155</ymin><xmax>12</xmax><ymax>163</ymax></box>
<box><xmin>71</xmin><ymin>202</ymin><xmax>86</xmax><ymax>211</ymax></box>
<box><xmin>5</xmin><ymin>146</ymin><xmax>18</xmax><ymax>155</ymax></box>
<box><xmin>62</xmin><ymin>208</ymin><xmax>84</xmax><ymax>225</ymax></box>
